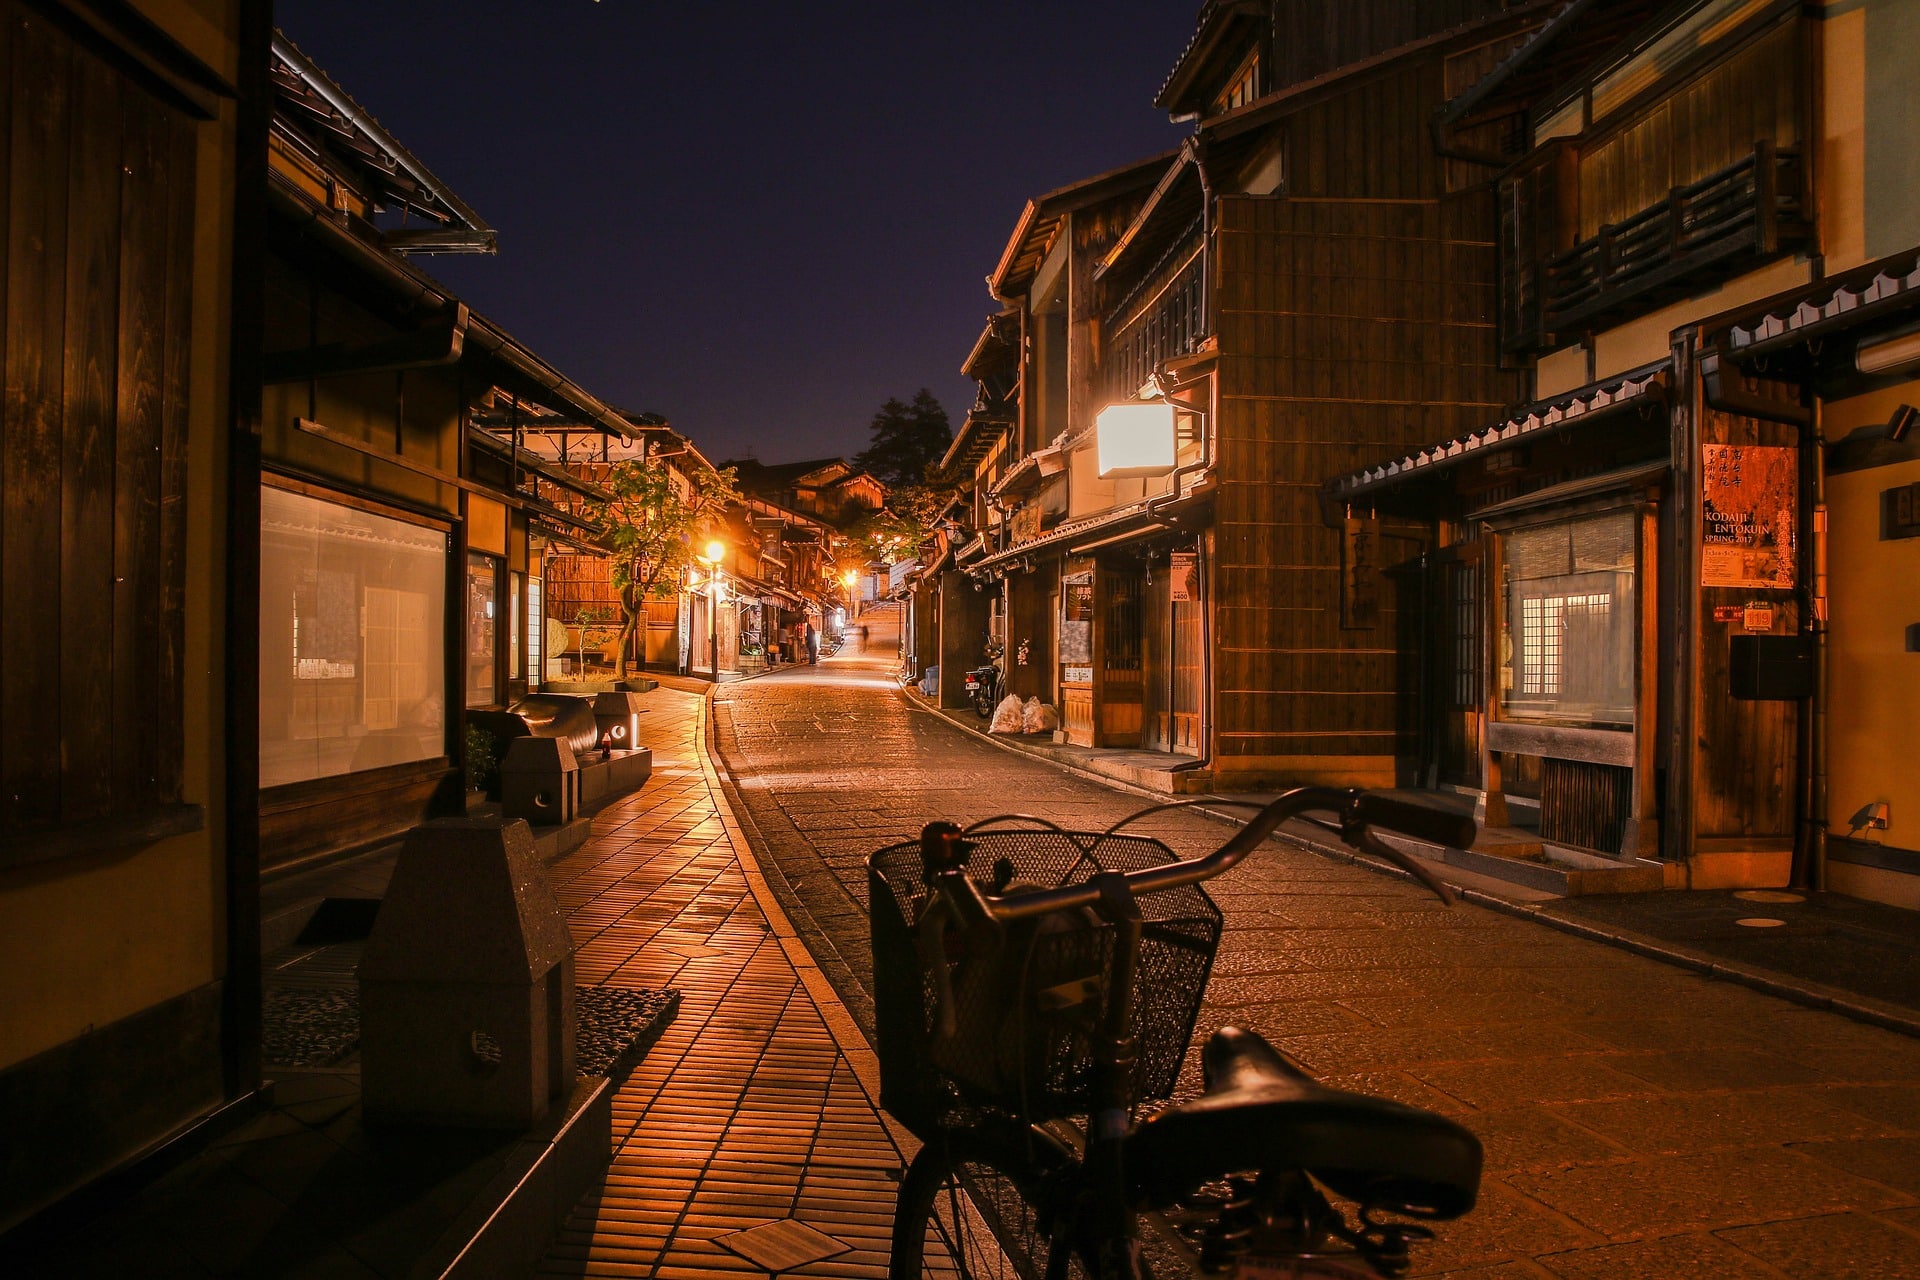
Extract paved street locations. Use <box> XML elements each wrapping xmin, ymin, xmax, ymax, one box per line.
<box><xmin>713</xmin><ymin>609</ymin><xmax>1920</xmax><ymax>1279</ymax></box>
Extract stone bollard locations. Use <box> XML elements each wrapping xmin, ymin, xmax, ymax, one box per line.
<box><xmin>499</xmin><ymin>736</ymin><xmax>581</xmax><ymax>827</ymax></box>
<box><xmin>592</xmin><ymin>690</ymin><xmax>645</xmax><ymax>751</ymax></box>
<box><xmin>358</xmin><ymin>818</ymin><xmax>576</xmax><ymax>1128</ymax></box>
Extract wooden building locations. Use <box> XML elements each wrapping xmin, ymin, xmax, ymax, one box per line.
<box><xmin>941</xmin><ymin>1</ymin><xmax>1540</xmax><ymax>790</ymax></box>
<box><xmin>258</xmin><ymin>35</ymin><xmax>654</xmax><ymax>871</ymax></box>
<box><xmin>1333</xmin><ymin>0</ymin><xmax>1918</xmax><ymax>898</ymax></box>
<box><xmin>0</xmin><ymin>0</ymin><xmax>272</xmax><ymax>1233</ymax></box>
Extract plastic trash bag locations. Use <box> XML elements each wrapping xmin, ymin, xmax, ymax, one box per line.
<box><xmin>989</xmin><ymin>693</ymin><xmax>1026</xmax><ymax>734</ymax></box>
<box><xmin>1021</xmin><ymin>698</ymin><xmax>1059</xmax><ymax>734</ymax></box>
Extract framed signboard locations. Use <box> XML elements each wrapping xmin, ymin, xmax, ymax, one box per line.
<box><xmin>1169</xmin><ymin>551</ymin><xmax>1197</xmax><ymax>602</ymax></box>
<box><xmin>1702</xmin><ymin>444</ymin><xmax>1795</xmax><ymax>589</ymax></box>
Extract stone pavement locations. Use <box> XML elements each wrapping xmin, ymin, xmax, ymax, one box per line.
<box><xmin>713</xmin><ymin>621</ymin><xmax>1920</xmax><ymax>1279</ymax></box>
<box><xmin>537</xmin><ymin>683</ymin><xmax>914</xmax><ymax>1279</ymax></box>
<box><xmin>1</xmin><ymin>682</ymin><xmax>922</xmax><ymax>1279</ymax></box>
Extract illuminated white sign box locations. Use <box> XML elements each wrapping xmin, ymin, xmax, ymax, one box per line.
<box><xmin>1095</xmin><ymin>402</ymin><xmax>1176</xmax><ymax>479</ymax></box>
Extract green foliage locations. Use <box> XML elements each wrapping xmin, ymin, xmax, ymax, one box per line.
<box><xmin>464</xmin><ymin>723</ymin><xmax>497</xmax><ymax>793</ymax></box>
<box><xmin>580</xmin><ymin>455</ymin><xmax>740</xmax><ymax>677</ymax></box>
<box><xmin>845</xmin><ymin>482</ymin><xmax>955</xmax><ymax>565</ymax></box>
<box><xmin>853</xmin><ymin>389</ymin><xmax>953</xmax><ymax>489</ymax></box>
<box><xmin>583</xmin><ymin>458</ymin><xmax>740</xmax><ymax>604</ymax></box>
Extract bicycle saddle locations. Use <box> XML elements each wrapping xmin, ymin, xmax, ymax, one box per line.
<box><xmin>1125</xmin><ymin>1026</ymin><xmax>1481</xmax><ymax>1218</ymax></box>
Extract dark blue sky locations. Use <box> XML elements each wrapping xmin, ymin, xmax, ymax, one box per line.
<box><xmin>274</xmin><ymin>1</ymin><xmax>1196</xmax><ymax>463</ymax></box>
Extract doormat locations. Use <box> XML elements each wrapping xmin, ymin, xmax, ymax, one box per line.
<box><xmin>265</xmin><ymin>984</ymin><xmax>680</xmax><ymax>1083</ymax></box>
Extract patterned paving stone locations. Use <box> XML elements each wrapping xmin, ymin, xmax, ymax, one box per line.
<box><xmin>712</xmin><ymin>640</ymin><xmax>1920</xmax><ymax>1278</ymax></box>
<box><xmin>534</xmin><ymin>686</ymin><xmax>907</xmax><ymax>1279</ymax></box>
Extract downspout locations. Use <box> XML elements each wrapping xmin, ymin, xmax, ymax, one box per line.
<box><xmin>1809</xmin><ymin>397</ymin><xmax>1830</xmax><ymax>892</ymax></box>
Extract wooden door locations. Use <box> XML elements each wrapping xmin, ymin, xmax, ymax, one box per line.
<box><xmin>1097</xmin><ymin>563</ymin><xmax>1143</xmax><ymax>747</ymax></box>
<box><xmin>1433</xmin><ymin>546</ymin><xmax>1484</xmax><ymax>788</ymax></box>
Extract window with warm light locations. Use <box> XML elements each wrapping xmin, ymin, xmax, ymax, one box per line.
<box><xmin>260</xmin><ymin>485</ymin><xmax>447</xmax><ymax>787</ymax></box>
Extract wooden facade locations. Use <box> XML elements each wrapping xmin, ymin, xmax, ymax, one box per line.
<box><xmin>1327</xmin><ymin>0</ymin><xmax>1920</xmax><ymax>895</ymax></box>
<box><xmin>1211</xmin><ymin>193</ymin><xmax>1518</xmax><ymax>781</ymax></box>
<box><xmin>255</xmin><ymin>36</ymin><xmax>651</xmax><ymax>871</ymax></box>
<box><xmin>0</xmin><ymin>0</ymin><xmax>271</xmax><ymax>1233</ymax></box>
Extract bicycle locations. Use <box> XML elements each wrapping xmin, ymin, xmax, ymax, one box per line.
<box><xmin>867</xmin><ymin>787</ymin><xmax>1484</xmax><ymax>1279</ymax></box>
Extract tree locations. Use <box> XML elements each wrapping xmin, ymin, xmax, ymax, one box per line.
<box><xmin>854</xmin><ymin>389</ymin><xmax>953</xmax><ymax>489</ymax></box>
<box><xmin>845</xmin><ymin>480</ymin><xmax>959</xmax><ymax>567</ymax></box>
<box><xmin>581</xmin><ymin>456</ymin><xmax>739</xmax><ymax>679</ymax></box>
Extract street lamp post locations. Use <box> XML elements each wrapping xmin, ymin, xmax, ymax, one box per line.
<box><xmin>698</xmin><ymin>539</ymin><xmax>726</xmax><ymax>682</ymax></box>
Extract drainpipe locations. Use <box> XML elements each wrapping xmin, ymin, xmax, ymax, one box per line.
<box><xmin>1809</xmin><ymin>397</ymin><xmax>1830</xmax><ymax>892</ymax></box>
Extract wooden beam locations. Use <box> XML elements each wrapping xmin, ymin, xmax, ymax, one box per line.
<box><xmin>264</xmin><ymin>303</ymin><xmax>466</xmax><ymax>383</ymax></box>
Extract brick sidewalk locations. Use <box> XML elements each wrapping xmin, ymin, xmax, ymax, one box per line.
<box><xmin>538</xmin><ymin>684</ymin><xmax>914</xmax><ymax>1279</ymax></box>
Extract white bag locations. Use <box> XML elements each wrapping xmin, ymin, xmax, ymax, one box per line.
<box><xmin>1021</xmin><ymin>697</ymin><xmax>1059</xmax><ymax>734</ymax></box>
<box><xmin>989</xmin><ymin>693</ymin><xmax>1026</xmax><ymax>734</ymax></box>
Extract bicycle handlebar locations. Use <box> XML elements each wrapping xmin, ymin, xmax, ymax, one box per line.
<box><xmin>921</xmin><ymin>786</ymin><xmax>1471</xmax><ymax>930</ymax></box>
<box><xmin>913</xmin><ymin>787</ymin><xmax>1475</xmax><ymax>1040</ymax></box>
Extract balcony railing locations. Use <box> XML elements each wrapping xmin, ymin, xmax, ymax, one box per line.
<box><xmin>1104</xmin><ymin>222</ymin><xmax>1205</xmax><ymax>402</ymax></box>
<box><xmin>1540</xmin><ymin>140</ymin><xmax>1808</xmax><ymax>338</ymax></box>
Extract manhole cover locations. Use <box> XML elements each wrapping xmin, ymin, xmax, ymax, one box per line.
<box><xmin>1734</xmin><ymin>917</ymin><xmax>1788</xmax><ymax>928</ymax></box>
<box><xmin>1734</xmin><ymin>890</ymin><xmax>1805</xmax><ymax>904</ymax></box>
<box><xmin>717</xmin><ymin>1219</ymin><xmax>849</xmax><ymax>1271</ymax></box>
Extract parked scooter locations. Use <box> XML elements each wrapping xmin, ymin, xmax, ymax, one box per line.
<box><xmin>963</xmin><ymin>659</ymin><xmax>1001</xmax><ymax>719</ymax></box>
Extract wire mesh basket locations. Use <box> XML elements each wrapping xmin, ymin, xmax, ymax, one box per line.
<box><xmin>868</xmin><ymin>827</ymin><xmax>1223</xmax><ymax>1136</ymax></box>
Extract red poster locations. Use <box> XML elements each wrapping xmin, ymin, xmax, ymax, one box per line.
<box><xmin>1701</xmin><ymin>444</ymin><xmax>1795</xmax><ymax>589</ymax></box>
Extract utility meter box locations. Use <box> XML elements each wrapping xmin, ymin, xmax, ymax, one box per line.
<box><xmin>1729</xmin><ymin>633</ymin><xmax>1814</xmax><ymax>700</ymax></box>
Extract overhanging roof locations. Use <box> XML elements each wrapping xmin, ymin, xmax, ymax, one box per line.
<box><xmin>268</xmin><ymin>176</ymin><xmax>641</xmax><ymax>440</ymax></box>
<box><xmin>1154</xmin><ymin>0</ymin><xmax>1267</xmax><ymax>116</ymax></box>
<box><xmin>271</xmin><ymin>32</ymin><xmax>496</xmax><ymax>254</ymax></box>
<box><xmin>961</xmin><ymin>309</ymin><xmax>1020</xmax><ymax>380</ymax></box>
<box><xmin>1437</xmin><ymin>0</ymin><xmax>1660</xmax><ymax>133</ymax></box>
<box><xmin>988</xmin><ymin>150</ymin><xmax>1177</xmax><ymax>300</ymax></box>
<box><xmin>1329</xmin><ymin>361</ymin><xmax>1670</xmax><ymax>501</ymax></box>
<box><xmin>934</xmin><ymin>410</ymin><xmax>1012</xmax><ymax>480</ymax></box>
<box><xmin>1714</xmin><ymin>247</ymin><xmax>1920</xmax><ymax>361</ymax></box>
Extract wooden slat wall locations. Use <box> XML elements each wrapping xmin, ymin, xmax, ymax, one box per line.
<box><xmin>1211</xmin><ymin>188</ymin><xmax>1520</xmax><ymax>768</ymax></box>
<box><xmin>1</xmin><ymin>5</ymin><xmax>195</xmax><ymax>833</ymax></box>
<box><xmin>1280</xmin><ymin>59</ymin><xmax>1446</xmax><ymax>200</ymax></box>
<box><xmin>1579</xmin><ymin>20</ymin><xmax>1801</xmax><ymax>238</ymax></box>
<box><xmin>1271</xmin><ymin>0</ymin><xmax>1514</xmax><ymax>90</ymax></box>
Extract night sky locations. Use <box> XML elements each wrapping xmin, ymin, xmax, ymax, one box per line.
<box><xmin>273</xmin><ymin>1</ymin><xmax>1197</xmax><ymax>464</ymax></box>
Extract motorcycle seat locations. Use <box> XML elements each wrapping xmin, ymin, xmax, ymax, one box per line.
<box><xmin>1124</xmin><ymin>1026</ymin><xmax>1481</xmax><ymax>1218</ymax></box>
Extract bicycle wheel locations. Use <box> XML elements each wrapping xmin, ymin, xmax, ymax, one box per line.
<box><xmin>889</xmin><ymin>1125</ymin><xmax>1085</xmax><ymax>1280</ymax></box>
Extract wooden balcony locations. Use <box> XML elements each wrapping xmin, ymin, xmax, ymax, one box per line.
<box><xmin>1535</xmin><ymin>141</ymin><xmax>1808</xmax><ymax>341</ymax></box>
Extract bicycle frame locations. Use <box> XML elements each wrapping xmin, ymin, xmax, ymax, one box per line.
<box><xmin>905</xmin><ymin>786</ymin><xmax>1478</xmax><ymax>1279</ymax></box>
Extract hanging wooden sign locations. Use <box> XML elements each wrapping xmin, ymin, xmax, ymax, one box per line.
<box><xmin>1342</xmin><ymin>516</ymin><xmax>1381</xmax><ymax>629</ymax></box>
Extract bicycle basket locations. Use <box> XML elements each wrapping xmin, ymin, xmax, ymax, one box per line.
<box><xmin>868</xmin><ymin>828</ymin><xmax>1222</xmax><ymax>1135</ymax></box>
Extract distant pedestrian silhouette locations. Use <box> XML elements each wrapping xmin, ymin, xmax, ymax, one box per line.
<box><xmin>805</xmin><ymin>619</ymin><xmax>820</xmax><ymax>664</ymax></box>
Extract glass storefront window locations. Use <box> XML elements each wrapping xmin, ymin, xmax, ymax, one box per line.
<box><xmin>527</xmin><ymin>576</ymin><xmax>544</xmax><ymax>687</ymax></box>
<box><xmin>1498</xmin><ymin>509</ymin><xmax>1637</xmax><ymax>729</ymax></box>
<box><xmin>260</xmin><ymin>486</ymin><xmax>447</xmax><ymax>787</ymax></box>
<box><xmin>510</xmin><ymin>572</ymin><xmax>524</xmax><ymax>681</ymax></box>
<box><xmin>467</xmin><ymin>552</ymin><xmax>501</xmax><ymax>707</ymax></box>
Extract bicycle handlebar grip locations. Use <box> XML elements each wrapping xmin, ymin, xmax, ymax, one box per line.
<box><xmin>1354</xmin><ymin>794</ymin><xmax>1477</xmax><ymax>850</ymax></box>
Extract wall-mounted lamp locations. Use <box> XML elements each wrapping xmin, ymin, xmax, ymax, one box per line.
<box><xmin>1889</xmin><ymin>403</ymin><xmax>1917</xmax><ymax>443</ymax></box>
<box><xmin>1847</xmin><ymin>801</ymin><xmax>1891</xmax><ymax>838</ymax></box>
<box><xmin>1857</xmin><ymin>323</ymin><xmax>1920</xmax><ymax>378</ymax></box>
<box><xmin>1095</xmin><ymin>401</ymin><xmax>1177</xmax><ymax>479</ymax></box>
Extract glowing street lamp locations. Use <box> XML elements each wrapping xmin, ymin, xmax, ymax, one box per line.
<box><xmin>697</xmin><ymin>539</ymin><xmax>726</xmax><ymax>680</ymax></box>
